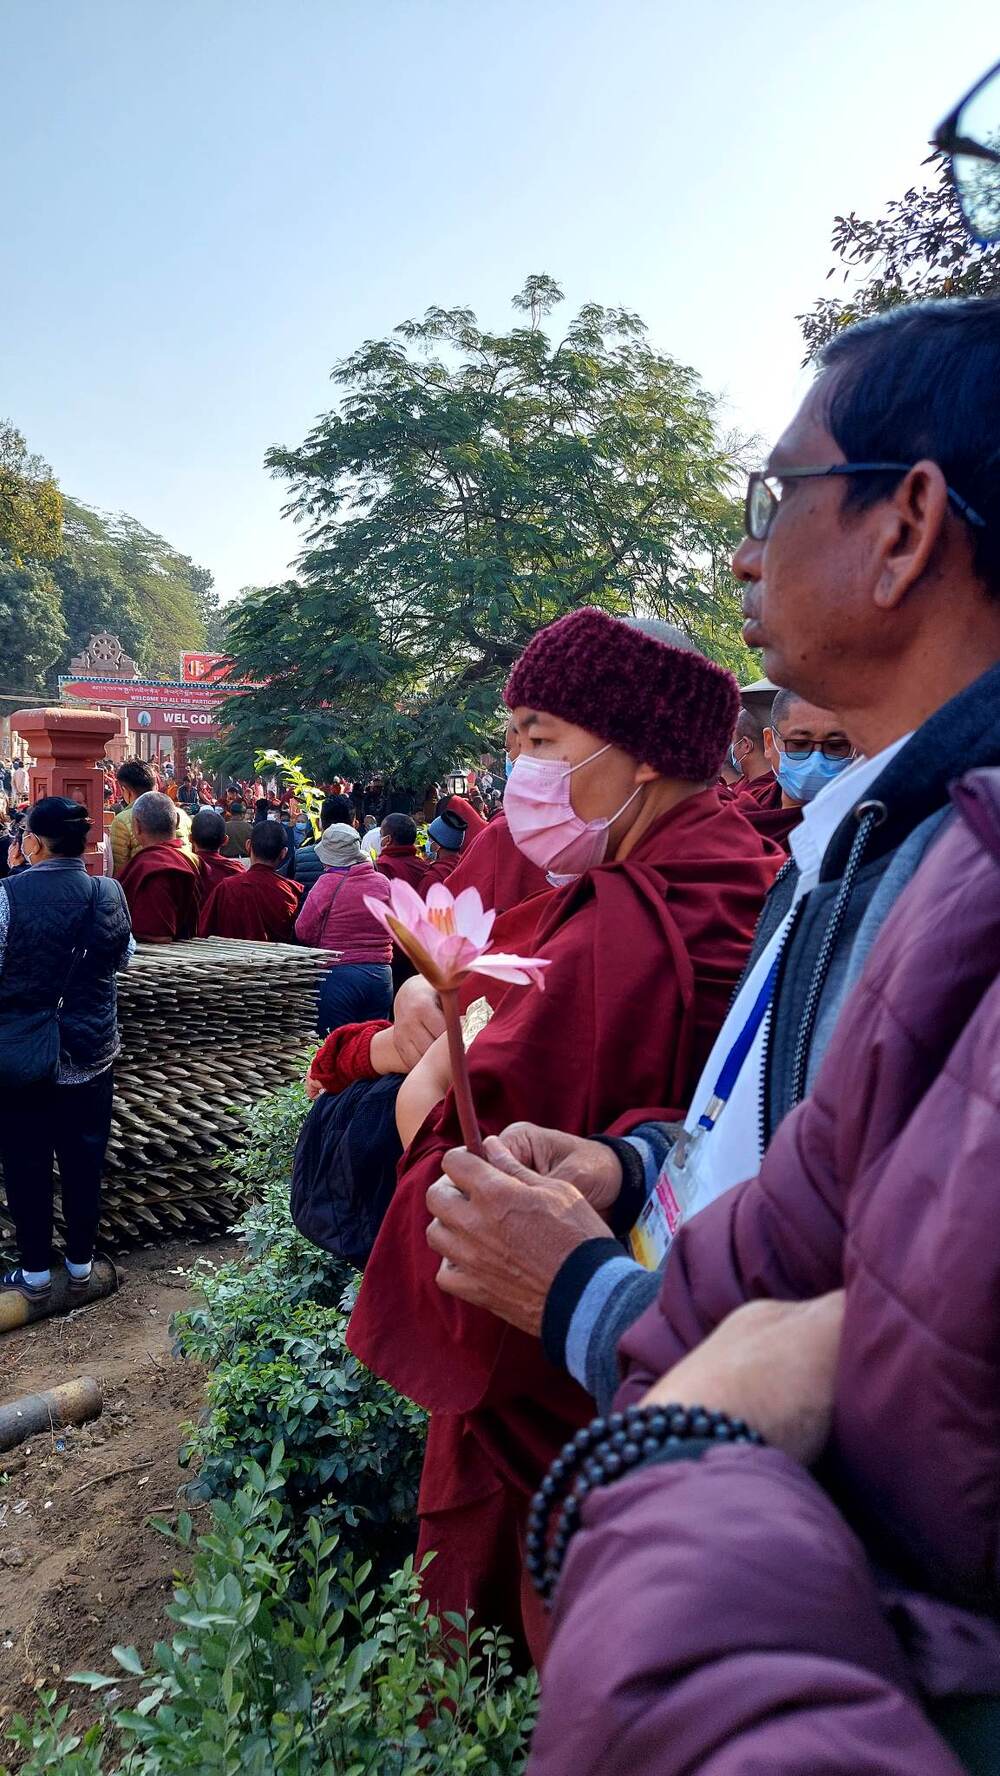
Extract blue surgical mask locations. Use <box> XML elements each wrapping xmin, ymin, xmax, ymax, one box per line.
<box><xmin>504</xmin><ymin>754</ymin><xmax>515</xmax><ymax>780</ymax></box>
<box><xmin>777</xmin><ymin>751</ymin><xmax>852</xmax><ymax>804</ymax></box>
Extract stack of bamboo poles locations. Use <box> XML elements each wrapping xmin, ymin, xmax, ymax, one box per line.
<box><xmin>0</xmin><ymin>938</ymin><xmax>332</xmax><ymax>1249</ymax></box>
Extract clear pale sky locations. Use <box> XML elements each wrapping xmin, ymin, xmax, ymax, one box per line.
<box><xmin>3</xmin><ymin>0</ymin><xmax>997</xmax><ymax>603</ymax></box>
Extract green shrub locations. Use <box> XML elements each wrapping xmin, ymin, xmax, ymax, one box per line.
<box><xmin>174</xmin><ymin>1166</ymin><xmax>426</xmax><ymax>1577</ymax></box>
<box><xmin>1</xmin><ymin>1082</ymin><xmax>537</xmax><ymax>1775</ymax></box>
<box><xmin>4</xmin><ymin>1461</ymin><xmax>537</xmax><ymax>1775</ymax></box>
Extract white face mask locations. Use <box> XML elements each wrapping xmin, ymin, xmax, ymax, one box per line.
<box><xmin>503</xmin><ymin>744</ymin><xmax>643</xmax><ymax>884</ymax></box>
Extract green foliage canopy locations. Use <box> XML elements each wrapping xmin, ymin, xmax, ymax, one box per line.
<box><xmin>0</xmin><ymin>555</ymin><xmax>69</xmax><ymax>694</ymax></box>
<box><xmin>219</xmin><ymin>276</ymin><xmax>756</xmax><ymax>787</ymax></box>
<box><xmin>0</xmin><ymin>421</ymin><xmax>63</xmax><ymax>564</ymax></box>
<box><xmin>799</xmin><ymin>155</ymin><xmax>1000</xmax><ymax>362</ymax></box>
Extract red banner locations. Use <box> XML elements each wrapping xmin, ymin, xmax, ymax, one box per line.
<box><xmin>180</xmin><ymin>652</ymin><xmax>237</xmax><ymax>684</ymax></box>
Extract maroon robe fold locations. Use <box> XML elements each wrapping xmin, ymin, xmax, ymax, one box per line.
<box><xmin>735</xmin><ymin>772</ymin><xmax>802</xmax><ymax>851</ymax></box>
<box><xmin>377</xmin><ymin>843</ymin><xmax>432</xmax><ymax>891</ymax></box>
<box><xmin>118</xmin><ymin>840</ymin><xmax>200</xmax><ymax>943</ymax></box>
<box><xmin>347</xmin><ymin>790</ymin><xmax>782</xmax><ymax>1658</ymax></box>
<box><xmin>421</xmin><ymin>849</ymin><xmax>461</xmax><ymax>892</ymax></box>
<box><xmin>193</xmin><ymin>849</ymin><xmax>243</xmax><ymax>909</ymax></box>
<box><xmin>444</xmin><ymin>794</ymin><xmax>487</xmax><ymax>837</ymax></box>
<box><xmin>198</xmin><ymin>864</ymin><xmax>302</xmax><ymax>941</ymax></box>
<box><xmin>443</xmin><ymin>812</ymin><xmax>549</xmax><ymax>915</ymax></box>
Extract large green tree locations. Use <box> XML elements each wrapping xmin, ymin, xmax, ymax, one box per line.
<box><xmin>799</xmin><ymin>155</ymin><xmax>1000</xmax><ymax>361</ymax></box>
<box><xmin>220</xmin><ymin>276</ymin><xmax>755</xmax><ymax>786</ymax></box>
<box><xmin>47</xmin><ymin>500</ymin><xmax>219</xmax><ymax>681</ymax></box>
<box><xmin>0</xmin><ymin>553</ymin><xmax>69</xmax><ymax>693</ymax></box>
<box><xmin>0</xmin><ymin>420</ymin><xmax>63</xmax><ymax>565</ymax></box>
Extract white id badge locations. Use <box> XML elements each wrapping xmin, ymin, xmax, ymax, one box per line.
<box><xmin>628</xmin><ymin>1127</ymin><xmax>708</xmax><ymax>1270</ymax></box>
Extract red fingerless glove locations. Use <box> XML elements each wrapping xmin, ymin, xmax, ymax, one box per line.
<box><xmin>310</xmin><ymin>1020</ymin><xmax>391</xmax><ymax>1095</ymax></box>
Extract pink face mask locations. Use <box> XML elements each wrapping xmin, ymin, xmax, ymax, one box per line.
<box><xmin>503</xmin><ymin>745</ymin><xmax>643</xmax><ymax>884</ymax></box>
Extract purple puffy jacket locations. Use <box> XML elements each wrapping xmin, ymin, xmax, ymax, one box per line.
<box><xmin>530</xmin><ymin>770</ymin><xmax>1000</xmax><ymax>1776</ymax></box>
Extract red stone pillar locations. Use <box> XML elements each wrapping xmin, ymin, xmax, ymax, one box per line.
<box><xmin>10</xmin><ymin>707</ymin><xmax>120</xmax><ymax>877</ymax></box>
<box><xmin>173</xmin><ymin>731</ymin><xmax>189</xmax><ymax>782</ymax></box>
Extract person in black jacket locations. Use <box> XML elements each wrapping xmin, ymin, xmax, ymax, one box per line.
<box><xmin>293</xmin><ymin>794</ymin><xmax>357</xmax><ymax>897</ymax></box>
<box><xmin>0</xmin><ymin>798</ymin><xmax>133</xmax><ymax>1298</ymax></box>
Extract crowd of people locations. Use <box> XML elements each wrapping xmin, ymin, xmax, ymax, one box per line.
<box><xmin>1</xmin><ymin>292</ymin><xmax>999</xmax><ymax>1771</ymax></box>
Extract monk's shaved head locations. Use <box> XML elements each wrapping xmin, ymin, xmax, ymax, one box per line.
<box><xmin>132</xmin><ymin>791</ymin><xmax>178</xmax><ymax>839</ymax></box>
<box><xmin>191</xmin><ymin>809</ymin><xmax>226</xmax><ymax>852</ymax></box>
<box><xmin>770</xmin><ymin>690</ymin><xmax>849</xmax><ymax>738</ymax></box>
<box><xmin>736</xmin><ymin>704</ymin><xmax>769</xmax><ymax>749</ymax></box>
<box><xmin>249</xmin><ymin>820</ymin><xmax>286</xmax><ymax>865</ymax></box>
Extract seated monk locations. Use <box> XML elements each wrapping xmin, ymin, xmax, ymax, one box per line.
<box><xmin>199</xmin><ymin>821</ymin><xmax>302</xmax><ymax>941</ymax></box>
<box><xmin>440</xmin><ymin>792</ymin><xmax>487</xmax><ymax>839</ymax></box>
<box><xmin>725</xmin><ymin>694</ymin><xmax>855</xmax><ymax>850</ymax></box>
<box><xmin>376</xmin><ymin>813</ymin><xmax>431</xmax><ymax>891</ymax></box>
<box><xmin>190</xmin><ymin>808</ymin><xmax>243</xmax><ymax>908</ymax></box>
<box><xmin>346</xmin><ymin>609</ymin><xmax>783</xmax><ymax>1663</ymax></box>
<box><xmin>442</xmin><ymin>721</ymin><xmax>548</xmax><ymax>915</ymax></box>
<box><xmin>421</xmin><ymin>809</ymin><xmax>467</xmax><ymax>889</ymax></box>
<box><xmin>757</xmin><ymin>689</ymin><xmax>856</xmax><ymax>839</ymax></box>
<box><xmin>118</xmin><ymin>791</ymin><xmax>200</xmax><ymax>944</ymax></box>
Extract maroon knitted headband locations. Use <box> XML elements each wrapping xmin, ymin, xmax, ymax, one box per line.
<box><xmin>504</xmin><ymin>608</ymin><xmax>740</xmax><ymax>782</ymax></box>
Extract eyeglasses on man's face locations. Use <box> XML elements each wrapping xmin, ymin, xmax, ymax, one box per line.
<box><xmin>744</xmin><ymin>464</ymin><xmax>987</xmax><ymax>543</ymax></box>
<box><xmin>771</xmin><ymin>727</ymin><xmax>855</xmax><ymax>763</ymax></box>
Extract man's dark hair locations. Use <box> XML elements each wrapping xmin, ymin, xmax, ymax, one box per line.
<box><xmin>27</xmin><ymin>796</ymin><xmax>91</xmax><ymax>858</ymax></box>
<box><xmin>249</xmin><ymin>820</ymin><xmax>286</xmax><ymax>864</ymax></box>
<box><xmin>254</xmin><ymin>798</ymin><xmax>270</xmax><ymax>822</ymax></box>
<box><xmin>191</xmin><ymin>809</ymin><xmax>226</xmax><ymax>852</ymax></box>
<box><xmin>116</xmin><ymin>759</ymin><xmax>155</xmax><ymax>795</ymax></box>
<box><xmin>735</xmin><ymin>705</ymin><xmax>768</xmax><ymax>748</ymax></box>
<box><xmin>321</xmin><ymin>793</ymin><xmax>354</xmax><ymax>828</ymax></box>
<box><xmin>769</xmin><ymin>689</ymin><xmax>803</xmax><ymax>730</ymax></box>
<box><xmin>818</xmin><ymin>297</ymin><xmax>1000</xmax><ymax>596</ymax></box>
<box><xmin>382</xmin><ymin>812</ymin><xmax>417</xmax><ymax>847</ymax></box>
<box><xmin>229</xmin><ymin>800</ymin><xmax>245</xmax><ymax>816</ymax></box>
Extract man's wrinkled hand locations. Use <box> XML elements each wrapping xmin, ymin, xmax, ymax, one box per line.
<box><xmin>304</xmin><ymin>1070</ymin><xmax>325</xmax><ymax>1101</ymax></box>
<box><xmin>497</xmin><ymin>1123</ymin><xmax>624</xmax><ymax>1215</ymax></box>
<box><xmin>426</xmin><ymin>1136</ymin><xmax>613</xmax><ymax>1335</ymax></box>
<box><xmin>641</xmin><ymin>1292</ymin><xmax>845</xmax><ymax>1467</ymax></box>
<box><xmin>391</xmin><ymin>975</ymin><xmax>446</xmax><ymax>1072</ymax></box>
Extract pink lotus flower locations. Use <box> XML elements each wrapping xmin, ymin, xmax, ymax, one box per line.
<box><xmin>364</xmin><ymin>879</ymin><xmax>550</xmax><ymax>994</ymax></box>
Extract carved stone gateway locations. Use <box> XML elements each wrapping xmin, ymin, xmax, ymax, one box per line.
<box><xmin>67</xmin><ymin>633</ymin><xmax>140</xmax><ymax>680</ymax></box>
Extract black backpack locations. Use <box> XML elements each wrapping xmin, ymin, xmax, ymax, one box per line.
<box><xmin>290</xmin><ymin>1074</ymin><xmax>403</xmax><ymax>1269</ymax></box>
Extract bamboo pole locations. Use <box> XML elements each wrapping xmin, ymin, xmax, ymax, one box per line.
<box><xmin>0</xmin><ymin>1376</ymin><xmax>102</xmax><ymax>1453</ymax></box>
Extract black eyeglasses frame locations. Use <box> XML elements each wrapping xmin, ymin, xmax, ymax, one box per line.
<box><xmin>745</xmin><ymin>463</ymin><xmax>987</xmax><ymax>542</ymax></box>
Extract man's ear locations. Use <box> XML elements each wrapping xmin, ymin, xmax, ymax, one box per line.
<box><xmin>873</xmin><ymin>459</ymin><xmax>950</xmax><ymax>611</ymax></box>
<box><xmin>763</xmin><ymin>727</ymin><xmax>780</xmax><ymax>774</ymax></box>
<box><xmin>634</xmin><ymin>761</ymin><xmax>661</xmax><ymax>786</ymax></box>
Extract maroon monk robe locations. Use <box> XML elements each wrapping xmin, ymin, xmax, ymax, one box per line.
<box><xmin>443</xmin><ymin>812</ymin><xmax>549</xmax><ymax>916</ymax></box>
<box><xmin>377</xmin><ymin>843</ymin><xmax>431</xmax><ymax>891</ymax></box>
<box><xmin>444</xmin><ymin>794</ymin><xmax>487</xmax><ymax>838</ymax></box>
<box><xmin>199</xmin><ymin>864</ymin><xmax>302</xmax><ymax>942</ymax></box>
<box><xmin>347</xmin><ymin>789</ymin><xmax>782</xmax><ymax>1661</ymax></box>
<box><xmin>734</xmin><ymin>772</ymin><xmax>802</xmax><ymax>851</ymax></box>
<box><xmin>421</xmin><ymin>849</ymin><xmax>461</xmax><ymax>893</ymax></box>
<box><xmin>193</xmin><ymin>849</ymin><xmax>243</xmax><ymax>909</ymax></box>
<box><xmin>118</xmin><ymin>840</ymin><xmax>200</xmax><ymax>943</ymax></box>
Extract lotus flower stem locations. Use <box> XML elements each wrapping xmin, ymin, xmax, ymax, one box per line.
<box><xmin>440</xmin><ymin>987</ymin><xmax>484</xmax><ymax>1157</ymax></box>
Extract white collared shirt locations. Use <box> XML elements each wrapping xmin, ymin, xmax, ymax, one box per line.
<box><xmin>682</xmin><ymin>733</ymin><xmax>912</xmax><ymax>1194</ymax></box>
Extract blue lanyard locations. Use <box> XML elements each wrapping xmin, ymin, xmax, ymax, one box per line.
<box><xmin>697</xmin><ymin>956</ymin><xmax>780</xmax><ymax>1133</ymax></box>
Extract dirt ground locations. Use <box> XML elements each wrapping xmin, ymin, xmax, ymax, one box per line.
<box><xmin>0</xmin><ymin>1238</ymin><xmax>238</xmax><ymax>1741</ymax></box>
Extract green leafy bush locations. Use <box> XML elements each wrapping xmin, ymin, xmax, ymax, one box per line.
<box><xmin>174</xmin><ymin>1161</ymin><xmax>426</xmax><ymax>1576</ymax></box>
<box><xmin>4</xmin><ymin>1462</ymin><xmax>537</xmax><ymax>1775</ymax></box>
<box><xmin>1</xmin><ymin>1082</ymin><xmax>536</xmax><ymax>1774</ymax></box>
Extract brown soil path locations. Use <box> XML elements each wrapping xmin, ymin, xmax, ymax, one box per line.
<box><xmin>0</xmin><ymin>1240</ymin><xmax>236</xmax><ymax>1739</ymax></box>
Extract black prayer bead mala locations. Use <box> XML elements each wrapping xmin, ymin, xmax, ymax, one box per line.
<box><xmin>525</xmin><ymin>1402</ymin><xmax>765</xmax><ymax>1604</ymax></box>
